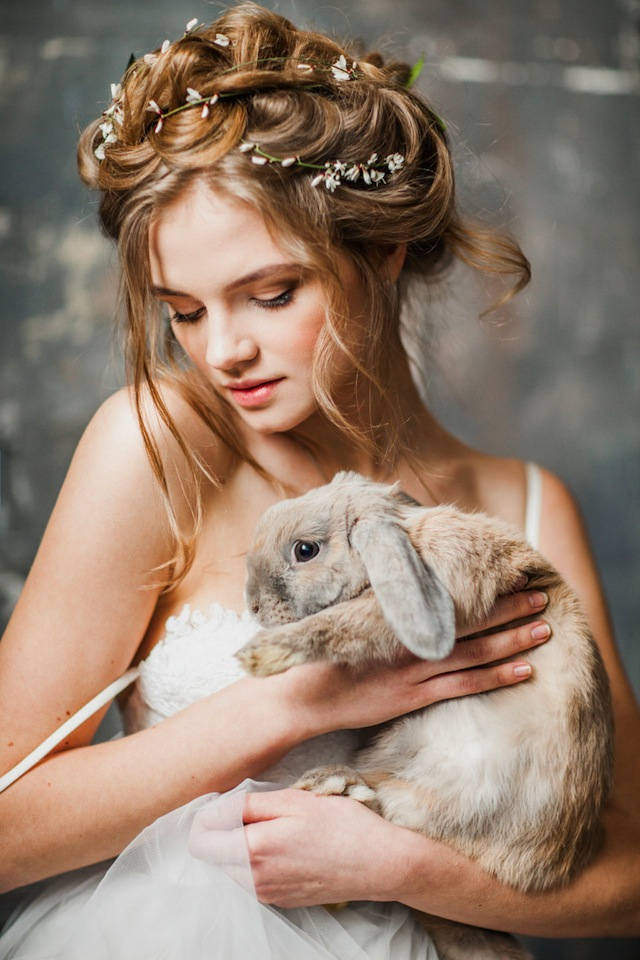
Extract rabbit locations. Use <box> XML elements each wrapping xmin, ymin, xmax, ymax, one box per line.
<box><xmin>235</xmin><ymin>471</ymin><xmax>614</xmax><ymax>960</ymax></box>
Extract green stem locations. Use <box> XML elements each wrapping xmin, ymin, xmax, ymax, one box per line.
<box><xmin>251</xmin><ymin>144</ymin><xmax>325</xmax><ymax>171</ymax></box>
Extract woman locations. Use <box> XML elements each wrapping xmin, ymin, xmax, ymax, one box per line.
<box><xmin>0</xmin><ymin>3</ymin><xmax>638</xmax><ymax>956</ymax></box>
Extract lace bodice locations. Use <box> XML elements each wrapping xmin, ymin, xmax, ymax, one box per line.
<box><xmin>121</xmin><ymin>603</ymin><xmax>357</xmax><ymax>785</ymax></box>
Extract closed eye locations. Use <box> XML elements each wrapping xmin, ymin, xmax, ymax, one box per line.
<box><xmin>251</xmin><ymin>288</ymin><xmax>295</xmax><ymax>310</ymax></box>
<box><xmin>169</xmin><ymin>288</ymin><xmax>295</xmax><ymax>323</ymax></box>
<box><xmin>170</xmin><ymin>306</ymin><xmax>206</xmax><ymax>324</ymax></box>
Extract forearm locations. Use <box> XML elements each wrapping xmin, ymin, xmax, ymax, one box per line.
<box><xmin>0</xmin><ymin>675</ymin><xmax>299</xmax><ymax>892</ymax></box>
<box><xmin>387</xmin><ymin>801</ymin><xmax>640</xmax><ymax>937</ymax></box>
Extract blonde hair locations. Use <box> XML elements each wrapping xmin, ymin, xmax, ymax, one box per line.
<box><xmin>77</xmin><ymin>2</ymin><xmax>530</xmax><ymax>589</ymax></box>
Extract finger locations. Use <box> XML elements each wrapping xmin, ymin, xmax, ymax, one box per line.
<box><xmin>189</xmin><ymin>825</ymin><xmax>256</xmax><ymax>891</ymax></box>
<box><xmin>458</xmin><ymin>590</ymin><xmax>548</xmax><ymax>637</ymax></box>
<box><xmin>189</xmin><ymin>821</ymin><xmax>249</xmax><ymax>865</ymax></box>
<box><xmin>435</xmin><ymin>620</ymin><xmax>551</xmax><ymax>674</ymax></box>
<box><xmin>242</xmin><ymin>788</ymin><xmax>303</xmax><ymax>825</ymax></box>
<box><xmin>419</xmin><ymin>659</ymin><xmax>534</xmax><ymax>707</ymax></box>
<box><xmin>192</xmin><ymin>793</ymin><xmax>246</xmax><ymax>832</ymax></box>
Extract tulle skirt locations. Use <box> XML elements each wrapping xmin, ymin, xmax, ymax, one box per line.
<box><xmin>0</xmin><ymin>780</ymin><xmax>439</xmax><ymax>959</ymax></box>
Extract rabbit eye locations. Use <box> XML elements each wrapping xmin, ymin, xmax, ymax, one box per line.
<box><xmin>293</xmin><ymin>540</ymin><xmax>320</xmax><ymax>563</ymax></box>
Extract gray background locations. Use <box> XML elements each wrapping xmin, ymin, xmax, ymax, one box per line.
<box><xmin>0</xmin><ymin>0</ymin><xmax>638</xmax><ymax>954</ymax></box>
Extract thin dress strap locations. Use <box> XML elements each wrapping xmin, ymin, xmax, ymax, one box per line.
<box><xmin>0</xmin><ymin>667</ymin><xmax>140</xmax><ymax>794</ymax></box>
<box><xmin>524</xmin><ymin>461</ymin><xmax>542</xmax><ymax>550</ymax></box>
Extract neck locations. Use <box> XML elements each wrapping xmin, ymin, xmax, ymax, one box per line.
<box><xmin>289</xmin><ymin>356</ymin><xmax>445</xmax><ymax>482</ymax></box>
<box><xmin>230</xmin><ymin>347</ymin><xmax>456</xmax><ymax>491</ymax></box>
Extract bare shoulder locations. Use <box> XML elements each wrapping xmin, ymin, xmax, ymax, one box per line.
<box><xmin>89</xmin><ymin>382</ymin><xmax>231</xmax><ymax>474</ymax></box>
<box><xmin>0</xmin><ymin>384</ymin><xmax>229</xmax><ymax>768</ymax></box>
<box><xmin>471</xmin><ymin>454</ymin><xmax>609</xmax><ymax>616</ymax></box>
<box><xmin>432</xmin><ymin>448</ymin><xmax>582</xmax><ymax>549</ymax></box>
<box><xmin>473</xmin><ymin>456</ymin><xmax>639</xmax><ymax>748</ymax></box>
<box><xmin>530</xmin><ymin>466</ymin><xmax>639</xmax><ymax>731</ymax></box>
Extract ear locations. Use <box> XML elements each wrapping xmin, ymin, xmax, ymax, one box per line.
<box><xmin>385</xmin><ymin>243</ymin><xmax>407</xmax><ymax>282</ymax></box>
<box><xmin>351</xmin><ymin>516</ymin><xmax>456</xmax><ymax>660</ymax></box>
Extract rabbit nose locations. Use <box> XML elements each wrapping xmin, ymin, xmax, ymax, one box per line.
<box><xmin>250</xmin><ymin>600</ymin><xmax>260</xmax><ymax>616</ymax></box>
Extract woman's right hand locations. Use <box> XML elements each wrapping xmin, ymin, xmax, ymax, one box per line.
<box><xmin>272</xmin><ymin>589</ymin><xmax>551</xmax><ymax>738</ymax></box>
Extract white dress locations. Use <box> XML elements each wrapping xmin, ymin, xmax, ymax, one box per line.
<box><xmin>0</xmin><ymin>603</ymin><xmax>440</xmax><ymax>959</ymax></box>
<box><xmin>0</xmin><ymin>463</ymin><xmax>543</xmax><ymax>959</ymax></box>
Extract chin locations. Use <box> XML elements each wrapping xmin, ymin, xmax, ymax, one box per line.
<box><xmin>239</xmin><ymin>402</ymin><xmax>318</xmax><ymax>435</ymax></box>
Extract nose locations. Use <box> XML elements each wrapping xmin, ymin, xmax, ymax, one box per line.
<box><xmin>205</xmin><ymin>312</ymin><xmax>258</xmax><ymax>371</ymax></box>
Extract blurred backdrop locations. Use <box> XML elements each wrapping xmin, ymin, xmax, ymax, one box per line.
<box><xmin>0</xmin><ymin>0</ymin><xmax>638</xmax><ymax>954</ymax></box>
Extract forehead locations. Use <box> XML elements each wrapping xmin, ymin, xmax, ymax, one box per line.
<box><xmin>148</xmin><ymin>181</ymin><xmax>288</xmax><ymax>289</ymax></box>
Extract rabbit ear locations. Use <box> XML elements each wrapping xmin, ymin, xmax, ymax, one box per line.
<box><xmin>351</xmin><ymin>516</ymin><xmax>456</xmax><ymax>660</ymax></box>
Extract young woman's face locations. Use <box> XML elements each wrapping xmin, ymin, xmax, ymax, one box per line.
<box><xmin>149</xmin><ymin>181</ymin><xmax>359</xmax><ymax>435</ymax></box>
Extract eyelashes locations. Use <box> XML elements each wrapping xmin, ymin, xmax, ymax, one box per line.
<box><xmin>170</xmin><ymin>287</ymin><xmax>296</xmax><ymax>324</ymax></box>
<box><xmin>170</xmin><ymin>306</ymin><xmax>205</xmax><ymax>324</ymax></box>
<box><xmin>255</xmin><ymin>288</ymin><xmax>294</xmax><ymax>310</ymax></box>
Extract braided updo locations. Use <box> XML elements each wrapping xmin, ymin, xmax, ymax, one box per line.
<box><xmin>77</xmin><ymin>2</ymin><xmax>530</xmax><ymax>589</ymax></box>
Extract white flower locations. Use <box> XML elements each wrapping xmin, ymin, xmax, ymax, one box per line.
<box><xmin>251</xmin><ymin>155</ymin><xmax>268</xmax><ymax>165</ymax></box>
<box><xmin>361</xmin><ymin>167</ymin><xmax>372</xmax><ymax>185</ymax></box>
<box><xmin>161</xmin><ymin>39</ymin><xmax>170</xmax><ymax>54</ymax></box>
<box><xmin>143</xmin><ymin>53</ymin><xmax>157</xmax><ymax>65</ymax></box>
<box><xmin>296</xmin><ymin>62</ymin><xmax>313</xmax><ymax>72</ymax></box>
<box><xmin>147</xmin><ymin>99</ymin><xmax>162</xmax><ymax>115</ymax></box>
<box><xmin>94</xmin><ymin>142</ymin><xmax>106</xmax><ymax>160</ymax></box>
<box><xmin>201</xmin><ymin>103</ymin><xmax>210</xmax><ymax>119</ymax></box>
<box><xmin>331</xmin><ymin>55</ymin><xmax>351</xmax><ymax>81</ymax></box>
<box><xmin>99</xmin><ymin>120</ymin><xmax>117</xmax><ymax>145</ymax></box>
<box><xmin>281</xmin><ymin>157</ymin><xmax>297</xmax><ymax>167</ymax></box>
<box><xmin>369</xmin><ymin>169</ymin><xmax>386</xmax><ymax>183</ymax></box>
<box><xmin>366</xmin><ymin>152</ymin><xmax>378</xmax><ymax>165</ymax></box>
<box><xmin>154</xmin><ymin>117</ymin><xmax>163</xmax><ymax>133</ymax></box>
<box><xmin>186</xmin><ymin>87</ymin><xmax>201</xmax><ymax>103</ymax></box>
<box><xmin>331</xmin><ymin>161</ymin><xmax>348</xmax><ymax>175</ymax></box>
<box><xmin>385</xmin><ymin>153</ymin><xmax>404</xmax><ymax>172</ymax></box>
<box><xmin>345</xmin><ymin>165</ymin><xmax>360</xmax><ymax>181</ymax></box>
<box><xmin>310</xmin><ymin>173</ymin><xmax>325</xmax><ymax>187</ymax></box>
<box><xmin>185</xmin><ymin>18</ymin><xmax>198</xmax><ymax>33</ymax></box>
<box><xmin>110</xmin><ymin>82</ymin><xmax>122</xmax><ymax>100</ymax></box>
<box><xmin>214</xmin><ymin>33</ymin><xmax>230</xmax><ymax>47</ymax></box>
<box><xmin>239</xmin><ymin>141</ymin><xmax>255</xmax><ymax>152</ymax></box>
<box><xmin>209</xmin><ymin>93</ymin><xmax>220</xmax><ymax>106</ymax></box>
<box><xmin>324</xmin><ymin>172</ymin><xmax>341</xmax><ymax>192</ymax></box>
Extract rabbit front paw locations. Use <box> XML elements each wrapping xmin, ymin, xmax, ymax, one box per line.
<box><xmin>294</xmin><ymin>765</ymin><xmax>381</xmax><ymax>811</ymax></box>
<box><xmin>235</xmin><ymin>627</ymin><xmax>311</xmax><ymax>677</ymax></box>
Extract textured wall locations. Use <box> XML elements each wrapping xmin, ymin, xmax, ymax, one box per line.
<box><xmin>0</xmin><ymin>0</ymin><xmax>638</xmax><ymax>952</ymax></box>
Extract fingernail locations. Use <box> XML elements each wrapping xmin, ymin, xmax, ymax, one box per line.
<box><xmin>513</xmin><ymin>663</ymin><xmax>532</xmax><ymax>678</ymax></box>
<box><xmin>528</xmin><ymin>591</ymin><xmax>548</xmax><ymax>609</ymax></box>
<box><xmin>530</xmin><ymin>622</ymin><xmax>551</xmax><ymax>641</ymax></box>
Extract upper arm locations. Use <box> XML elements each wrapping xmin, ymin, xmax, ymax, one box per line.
<box><xmin>0</xmin><ymin>389</ymin><xmax>177</xmax><ymax>773</ymax></box>
<box><xmin>536</xmin><ymin>466</ymin><xmax>640</xmax><ymax>802</ymax></box>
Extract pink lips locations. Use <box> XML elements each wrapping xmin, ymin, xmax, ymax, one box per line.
<box><xmin>227</xmin><ymin>378</ymin><xmax>284</xmax><ymax>407</ymax></box>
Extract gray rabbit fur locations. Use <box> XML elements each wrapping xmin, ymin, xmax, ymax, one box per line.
<box><xmin>236</xmin><ymin>472</ymin><xmax>614</xmax><ymax>960</ymax></box>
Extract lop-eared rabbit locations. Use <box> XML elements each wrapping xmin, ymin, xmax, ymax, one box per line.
<box><xmin>236</xmin><ymin>472</ymin><xmax>614</xmax><ymax>960</ymax></box>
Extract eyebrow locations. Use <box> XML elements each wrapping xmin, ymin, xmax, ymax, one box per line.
<box><xmin>150</xmin><ymin>262</ymin><xmax>302</xmax><ymax>298</ymax></box>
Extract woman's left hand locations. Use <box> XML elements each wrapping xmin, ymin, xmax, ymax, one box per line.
<box><xmin>241</xmin><ymin>787</ymin><xmax>412</xmax><ymax>906</ymax></box>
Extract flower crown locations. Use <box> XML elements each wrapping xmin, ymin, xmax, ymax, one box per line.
<box><xmin>238</xmin><ymin>142</ymin><xmax>404</xmax><ymax>191</ymax></box>
<box><xmin>94</xmin><ymin>16</ymin><xmax>417</xmax><ymax>191</ymax></box>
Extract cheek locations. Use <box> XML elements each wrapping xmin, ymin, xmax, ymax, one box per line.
<box><xmin>284</xmin><ymin>308</ymin><xmax>325</xmax><ymax>364</ymax></box>
<box><xmin>171</xmin><ymin>323</ymin><xmax>206</xmax><ymax>364</ymax></box>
